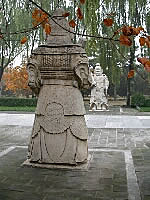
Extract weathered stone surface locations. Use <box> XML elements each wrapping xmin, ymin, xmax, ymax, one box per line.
<box><xmin>26</xmin><ymin>8</ymin><xmax>91</xmax><ymax>166</ymax></box>
<box><xmin>35</xmin><ymin>85</ymin><xmax>86</xmax><ymax>115</ymax></box>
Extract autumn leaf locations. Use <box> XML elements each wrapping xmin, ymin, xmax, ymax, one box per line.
<box><xmin>147</xmin><ymin>35</ymin><xmax>150</xmax><ymax>40</ymax></box>
<box><xmin>144</xmin><ymin>61</ymin><xmax>150</xmax><ymax>72</ymax></box>
<box><xmin>122</xmin><ymin>26</ymin><xmax>144</xmax><ymax>36</ymax></box>
<box><xmin>145</xmin><ymin>38</ymin><xmax>150</xmax><ymax>48</ymax></box>
<box><xmin>32</xmin><ymin>8</ymin><xmax>48</xmax><ymax>28</ymax></box>
<box><xmin>69</xmin><ymin>20</ymin><xmax>76</xmax><ymax>28</ymax></box>
<box><xmin>80</xmin><ymin>0</ymin><xmax>86</xmax><ymax>4</ymax></box>
<box><xmin>62</xmin><ymin>12</ymin><xmax>70</xmax><ymax>17</ymax></box>
<box><xmin>103</xmin><ymin>18</ymin><xmax>113</xmax><ymax>27</ymax></box>
<box><xmin>139</xmin><ymin>37</ymin><xmax>146</xmax><ymax>46</ymax></box>
<box><xmin>2</xmin><ymin>66</ymin><xmax>30</xmax><ymax>93</ymax></box>
<box><xmin>132</xmin><ymin>27</ymin><xmax>140</xmax><ymax>35</ymax></box>
<box><xmin>32</xmin><ymin>8</ymin><xmax>39</xmax><ymax>19</ymax></box>
<box><xmin>41</xmin><ymin>12</ymin><xmax>48</xmax><ymax>21</ymax></box>
<box><xmin>77</xmin><ymin>7</ymin><xmax>83</xmax><ymax>20</ymax></box>
<box><xmin>20</xmin><ymin>37</ymin><xmax>27</xmax><ymax>44</ymax></box>
<box><xmin>119</xmin><ymin>35</ymin><xmax>132</xmax><ymax>46</ymax></box>
<box><xmin>122</xmin><ymin>26</ymin><xmax>133</xmax><ymax>36</ymax></box>
<box><xmin>137</xmin><ymin>26</ymin><xmax>145</xmax><ymax>32</ymax></box>
<box><xmin>137</xmin><ymin>57</ymin><xmax>149</xmax><ymax>65</ymax></box>
<box><xmin>44</xmin><ymin>23</ymin><xmax>51</xmax><ymax>35</ymax></box>
<box><xmin>137</xmin><ymin>57</ymin><xmax>150</xmax><ymax>72</ymax></box>
<box><xmin>128</xmin><ymin>70</ymin><xmax>134</xmax><ymax>78</ymax></box>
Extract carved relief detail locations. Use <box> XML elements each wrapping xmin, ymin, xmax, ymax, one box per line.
<box><xmin>42</xmin><ymin>54</ymin><xmax>70</xmax><ymax>68</ymax></box>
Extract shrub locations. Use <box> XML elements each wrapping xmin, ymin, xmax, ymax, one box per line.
<box><xmin>131</xmin><ymin>94</ymin><xmax>145</xmax><ymax>107</ymax></box>
<box><xmin>0</xmin><ymin>98</ymin><xmax>37</xmax><ymax>107</ymax></box>
<box><xmin>144</xmin><ymin>99</ymin><xmax>150</xmax><ymax>107</ymax></box>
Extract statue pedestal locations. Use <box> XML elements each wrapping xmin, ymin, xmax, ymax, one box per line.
<box><xmin>22</xmin><ymin>154</ymin><xmax>92</xmax><ymax>170</ymax></box>
<box><xmin>89</xmin><ymin>109</ymin><xmax>110</xmax><ymax>112</ymax></box>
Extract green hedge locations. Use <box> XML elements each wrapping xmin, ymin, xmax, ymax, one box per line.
<box><xmin>144</xmin><ymin>99</ymin><xmax>150</xmax><ymax>107</ymax></box>
<box><xmin>131</xmin><ymin>94</ymin><xmax>150</xmax><ymax>107</ymax></box>
<box><xmin>0</xmin><ymin>98</ymin><xmax>37</xmax><ymax>107</ymax></box>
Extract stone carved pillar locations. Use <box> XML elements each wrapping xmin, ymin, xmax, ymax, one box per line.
<box><xmin>24</xmin><ymin>8</ymin><xmax>91</xmax><ymax>166</ymax></box>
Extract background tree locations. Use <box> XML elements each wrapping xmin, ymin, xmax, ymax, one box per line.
<box><xmin>0</xmin><ymin>0</ymin><xmax>63</xmax><ymax>82</ymax></box>
<box><xmin>2</xmin><ymin>65</ymin><xmax>31</xmax><ymax>97</ymax></box>
<box><xmin>83</xmin><ymin>0</ymin><xmax>150</xmax><ymax>104</ymax></box>
<box><xmin>1</xmin><ymin>0</ymin><xmax>150</xmax><ymax>104</ymax></box>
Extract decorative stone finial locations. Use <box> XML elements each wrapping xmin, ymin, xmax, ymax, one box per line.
<box><xmin>46</xmin><ymin>8</ymin><xmax>74</xmax><ymax>45</ymax></box>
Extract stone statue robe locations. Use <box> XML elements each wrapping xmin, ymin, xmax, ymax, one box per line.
<box><xmin>27</xmin><ymin>47</ymin><xmax>90</xmax><ymax>165</ymax></box>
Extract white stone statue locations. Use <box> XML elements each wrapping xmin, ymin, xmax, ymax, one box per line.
<box><xmin>24</xmin><ymin>8</ymin><xmax>91</xmax><ymax>167</ymax></box>
<box><xmin>90</xmin><ymin>63</ymin><xmax>109</xmax><ymax>111</ymax></box>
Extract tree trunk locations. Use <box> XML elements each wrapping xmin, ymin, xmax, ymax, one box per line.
<box><xmin>0</xmin><ymin>67</ymin><xmax>4</xmax><ymax>96</ymax></box>
<box><xmin>0</xmin><ymin>67</ymin><xmax>4</xmax><ymax>82</ymax></box>
<box><xmin>114</xmin><ymin>84</ymin><xmax>117</xmax><ymax>100</ymax></box>
<box><xmin>126</xmin><ymin>48</ymin><xmax>135</xmax><ymax>107</ymax></box>
<box><xmin>127</xmin><ymin>75</ymin><xmax>131</xmax><ymax>107</ymax></box>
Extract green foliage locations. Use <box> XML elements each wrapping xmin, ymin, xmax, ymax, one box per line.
<box><xmin>0</xmin><ymin>98</ymin><xmax>37</xmax><ymax>107</ymax></box>
<box><xmin>131</xmin><ymin>94</ymin><xmax>146</xmax><ymax>107</ymax></box>
<box><xmin>139</xmin><ymin>107</ymin><xmax>150</xmax><ymax>112</ymax></box>
<box><xmin>144</xmin><ymin>99</ymin><xmax>150</xmax><ymax>107</ymax></box>
<box><xmin>0</xmin><ymin>106</ymin><xmax>35</xmax><ymax>112</ymax></box>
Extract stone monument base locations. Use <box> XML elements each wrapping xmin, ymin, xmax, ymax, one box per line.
<box><xmin>22</xmin><ymin>154</ymin><xmax>92</xmax><ymax>170</ymax></box>
<box><xmin>89</xmin><ymin>109</ymin><xmax>110</xmax><ymax>112</ymax></box>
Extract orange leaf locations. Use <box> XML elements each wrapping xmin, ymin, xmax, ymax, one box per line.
<box><xmin>147</xmin><ymin>35</ymin><xmax>150</xmax><ymax>40</ymax></box>
<box><xmin>32</xmin><ymin>8</ymin><xmax>48</xmax><ymax>27</ymax></box>
<box><xmin>32</xmin><ymin>8</ymin><xmax>40</xmax><ymax>19</ymax></box>
<box><xmin>103</xmin><ymin>18</ymin><xmax>113</xmax><ymax>27</ymax></box>
<box><xmin>122</xmin><ymin>26</ymin><xmax>133</xmax><ymax>36</ymax></box>
<box><xmin>128</xmin><ymin>70</ymin><xmax>134</xmax><ymax>78</ymax></box>
<box><xmin>77</xmin><ymin>7</ymin><xmax>83</xmax><ymax>20</ymax></box>
<box><xmin>139</xmin><ymin>37</ymin><xmax>146</xmax><ymax>46</ymax></box>
<box><xmin>69</xmin><ymin>20</ymin><xmax>76</xmax><ymax>28</ymax></box>
<box><xmin>132</xmin><ymin>27</ymin><xmax>140</xmax><ymax>35</ymax></box>
<box><xmin>119</xmin><ymin>35</ymin><xmax>132</xmax><ymax>46</ymax></box>
<box><xmin>41</xmin><ymin>12</ymin><xmax>48</xmax><ymax>21</ymax></box>
<box><xmin>80</xmin><ymin>0</ymin><xmax>86</xmax><ymax>4</ymax></box>
<box><xmin>144</xmin><ymin>61</ymin><xmax>150</xmax><ymax>72</ymax></box>
<box><xmin>137</xmin><ymin>26</ymin><xmax>145</xmax><ymax>32</ymax></box>
<box><xmin>62</xmin><ymin>12</ymin><xmax>70</xmax><ymax>17</ymax></box>
<box><xmin>20</xmin><ymin>37</ymin><xmax>27</xmax><ymax>44</ymax></box>
<box><xmin>44</xmin><ymin>23</ymin><xmax>51</xmax><ymax>35</ymax></box>
<box><xmin>145</xmin><ymin>38</ymin><xmax>150</xmax><ymax>48</ymax></box>
<box><xmin>137</xmin><ymin>57</ymin><xmax>149</xmax><ymax>65</ymax></box>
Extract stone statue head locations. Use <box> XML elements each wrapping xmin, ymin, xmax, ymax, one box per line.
<box><xmin>95</xmin><ymin>63</ymin><xmax>103</xmax><ymax>76</ymax></box>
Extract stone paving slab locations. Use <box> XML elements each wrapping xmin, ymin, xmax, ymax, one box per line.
<box><xmin>0</xmin><ymin>147</ymin><xmax>128</xmax><ymax>200</ymax></box>
<box><xmin>85</xmin><ymin>115</ymin><xmax>150</xmax><ymax>128</ymax></box>
<box><xmin>1</xmin><ymin>112</ymin><xmax>150</xmax><ymax>128</ymax></box>
<box><xmin>0</xmin><ymin>110</ymin><xmax>150</xmax><ymax>199</ymax></box>
<box><xmin>132</xmin><ymin>148</ymin><xmax>150</xmax><ymax>200</ymax></box>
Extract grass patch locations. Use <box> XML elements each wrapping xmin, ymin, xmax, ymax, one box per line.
<box><xmin>139</xmin><ymin>107</ymin><xmax>150</xmax><ymax>112</ymax></box>
<box><xmin>0</xmin><ymin>106</ymin><xmax>35</xmax><ymax>112</ymax></box>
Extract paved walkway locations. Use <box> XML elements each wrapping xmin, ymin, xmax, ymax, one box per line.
<box><xmin>0</xmin><ymin>107</ymin><xmax>150</xmax><ymax>200</ymax></box>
